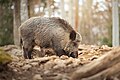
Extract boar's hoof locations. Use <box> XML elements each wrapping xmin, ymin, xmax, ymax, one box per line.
<box><xmin>69</xmin><ymin>51</ymin><xmax>78</xmax><ymax>58</ymax></box>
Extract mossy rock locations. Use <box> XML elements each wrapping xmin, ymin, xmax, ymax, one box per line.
<box><xmin>0</xmin><ymin>48</ymin><xmax>12</xmax><ymax>65</ymax></box>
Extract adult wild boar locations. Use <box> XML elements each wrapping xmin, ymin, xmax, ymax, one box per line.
<box><xmin>19</xmin><ymin>17</ymin><xmax>82</xmax><ymax>59</ymax></box>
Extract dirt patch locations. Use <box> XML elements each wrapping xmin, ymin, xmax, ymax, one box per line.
<box><xmin>0</xmin><ymin>45</ymin><xmax>112</xmax><ymax>80</ymax></box>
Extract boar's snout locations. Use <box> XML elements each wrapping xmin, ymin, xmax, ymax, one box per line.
<box><xmin>64</xmin><ymin>41</ymin><xmax>79</xmax><ymax>58</ymax></box>
<box><xmin>69</xmin><ymin>51</ymin><xmax>78</xmax><ymax>58</ymax></box>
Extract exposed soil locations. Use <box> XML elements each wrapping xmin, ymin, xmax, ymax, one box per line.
<box><xmin>0</xmin><ymin>45</ymin><xmax>112</xmax><ymax>80</ymax></box>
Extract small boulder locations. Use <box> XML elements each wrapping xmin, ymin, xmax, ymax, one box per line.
<box><xmin>33</xmin><ymin>74</ymin><xmax>42</xmax><ymax>80</ymax></box>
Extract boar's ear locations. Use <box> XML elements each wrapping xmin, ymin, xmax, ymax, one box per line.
<box><xmin>70</xmin><ymin>30</ymin><xmax>76</xmax><ymax>41</ymax></box>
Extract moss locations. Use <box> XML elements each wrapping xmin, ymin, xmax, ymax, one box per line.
<box><xmin>100</xmin><ymin>37</ymin><xmax>112</xmax><ymax>47</ymax></box>
<box><xmin>0</xmin><ymin>48</ymin><xmax>12</xmax><ymax>65</ymax></box>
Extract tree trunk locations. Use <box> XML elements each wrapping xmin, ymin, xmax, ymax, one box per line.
<box><xmin>20</xmin><ymin>0</ymin><xmax>29</xmax><ymax>24</ymax></box>
<box><xmin>68</xmin><ymin>0</ymin><xmax>74</xmax><ymax>27</ymax></box>
<box><xmin>74</xmin><ymin>0</ymin><xmax>79</xmax><ymax>31</ymax></box>
<box><xmin>60</xmin><ymin>0</ymin><xmax>65</xmax><ymax>18</ymax></box>
<box><xmin>13</xmin><ymin>0</ymin><xmax>21</xmax><ymax>46</ymax></box>
<box><xmin>28</xmin><ymin>0</ymin><xmax>34</xmax><ymax>17</ymax></box>
<box><xmin>72</xmin><ymin>47</ymin><xmax>120</xmax><ymax>80</ymax></box>
<box><xmin>47</xmin><ymin>0</ymin><xmax>52</xmax><ymax>17</ymax></box>
<box><xmin>112</xmin><ymin>0</ymin><xmax>119</xmax><ymax>46</ymax></box>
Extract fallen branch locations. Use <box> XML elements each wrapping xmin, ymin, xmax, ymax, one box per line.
<box><xmin>71</xmin><ymin>47</ymin><xmax>120</xmax><ymax>80</ymax></box>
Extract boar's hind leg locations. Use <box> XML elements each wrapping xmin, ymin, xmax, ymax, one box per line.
<box><xmin>23</xmin><ymin>41</ymin><xmax>34</xmax><ymax>59</ymax></box>
<box><xmin>23</xmin><ymin>47</ymin><xmax>28</xmax><ymax>59</ymax></box>
<box><xmin>27</xmin><ymin>48</ymin><xmax>33</xmax><ymax>59</ymax></box>
<box><xmin>23</xmin><ymin>47</ymin><xmax>33</xmax><ymax>59</ymax></box>
<box><xmin>23</xmin><ymin>46</ymin><xmax>33</xmax><ymax>59</ymax></box>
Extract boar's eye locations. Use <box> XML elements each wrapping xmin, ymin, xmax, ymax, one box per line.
<box><xmin>70</xmin><ymin>30</ymin><xmax>76</xmax><ymax>41</ymax></box>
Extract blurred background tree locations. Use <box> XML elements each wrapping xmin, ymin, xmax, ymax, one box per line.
<box><xmin>0</xmin><ymin>0</ymin><xmax>13</xmax><ymax>46</ymax></box>
<box><xmin>0</xmin><ymin>0</ymin><xmax>119</xmax><ymax>47</ymax></box>
<box><xmin>79</xmin><ymin>0</ymin><xmax>112</xmax><ymax>46</ymax></box>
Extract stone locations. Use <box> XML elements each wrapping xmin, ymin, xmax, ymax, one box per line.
<box><xmin>60</xmin><ymin>55</ymin><xmax>69</xmax><ymax>60</ymax></box>
<box><xmin>30</xmin><ymin>62</ymin><xmax>39</xmax><ymax>66</ymax></box>
<box><xmin>53</xmin><ymin>59</ymin><xmax>66</xmax><ymax>69</ymax></box>
<box><xmin>22</xmin><ymin>64</ymin><xmax>32</xmax><ymax>70</ymax></box>
<box><xmin>44</xmin><ymin>60</ymin><xmax>55</xmax><ymax>70</ymax></box>
<box><xmin>33</xmin><ymin>74</ymin><xmax>42</xmax><ymax>80</ymax></box>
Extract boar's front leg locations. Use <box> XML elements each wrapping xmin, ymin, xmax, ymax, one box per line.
<box><xmin>52</xmin><ymin>40</ymin><xmax>68</xmax><ymax>57</ymax></box>
<box><xmin>55</xmin><ymin>49</ymin><xmax>67</xmax><ymax>57</ymax></box>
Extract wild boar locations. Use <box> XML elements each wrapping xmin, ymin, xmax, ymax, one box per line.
<box><xmin>19</xmin><ymin>17</ymin><xmax>82</xmax><ymax>59</ymax></box>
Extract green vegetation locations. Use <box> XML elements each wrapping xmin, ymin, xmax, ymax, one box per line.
<box><xmin>101</xmin><ymin>37</ymin><xmax>112</xmax><ymax>47</ymax></box>
<box><xmin>0</xmin><ymin>48</ymin><xmax>12</xmax><ymax>65</ymax></box>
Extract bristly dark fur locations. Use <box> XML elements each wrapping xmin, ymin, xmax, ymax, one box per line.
<box><xmin>19</xmin><ymin>17</ymin><xmax>82</xmax><ymax>59</ymax></box>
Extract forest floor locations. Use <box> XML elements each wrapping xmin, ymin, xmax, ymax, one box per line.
<box><xmin>0</xmin><ymin>44</ymin><xmax>113</xmax><ymax>80</ymax></box>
